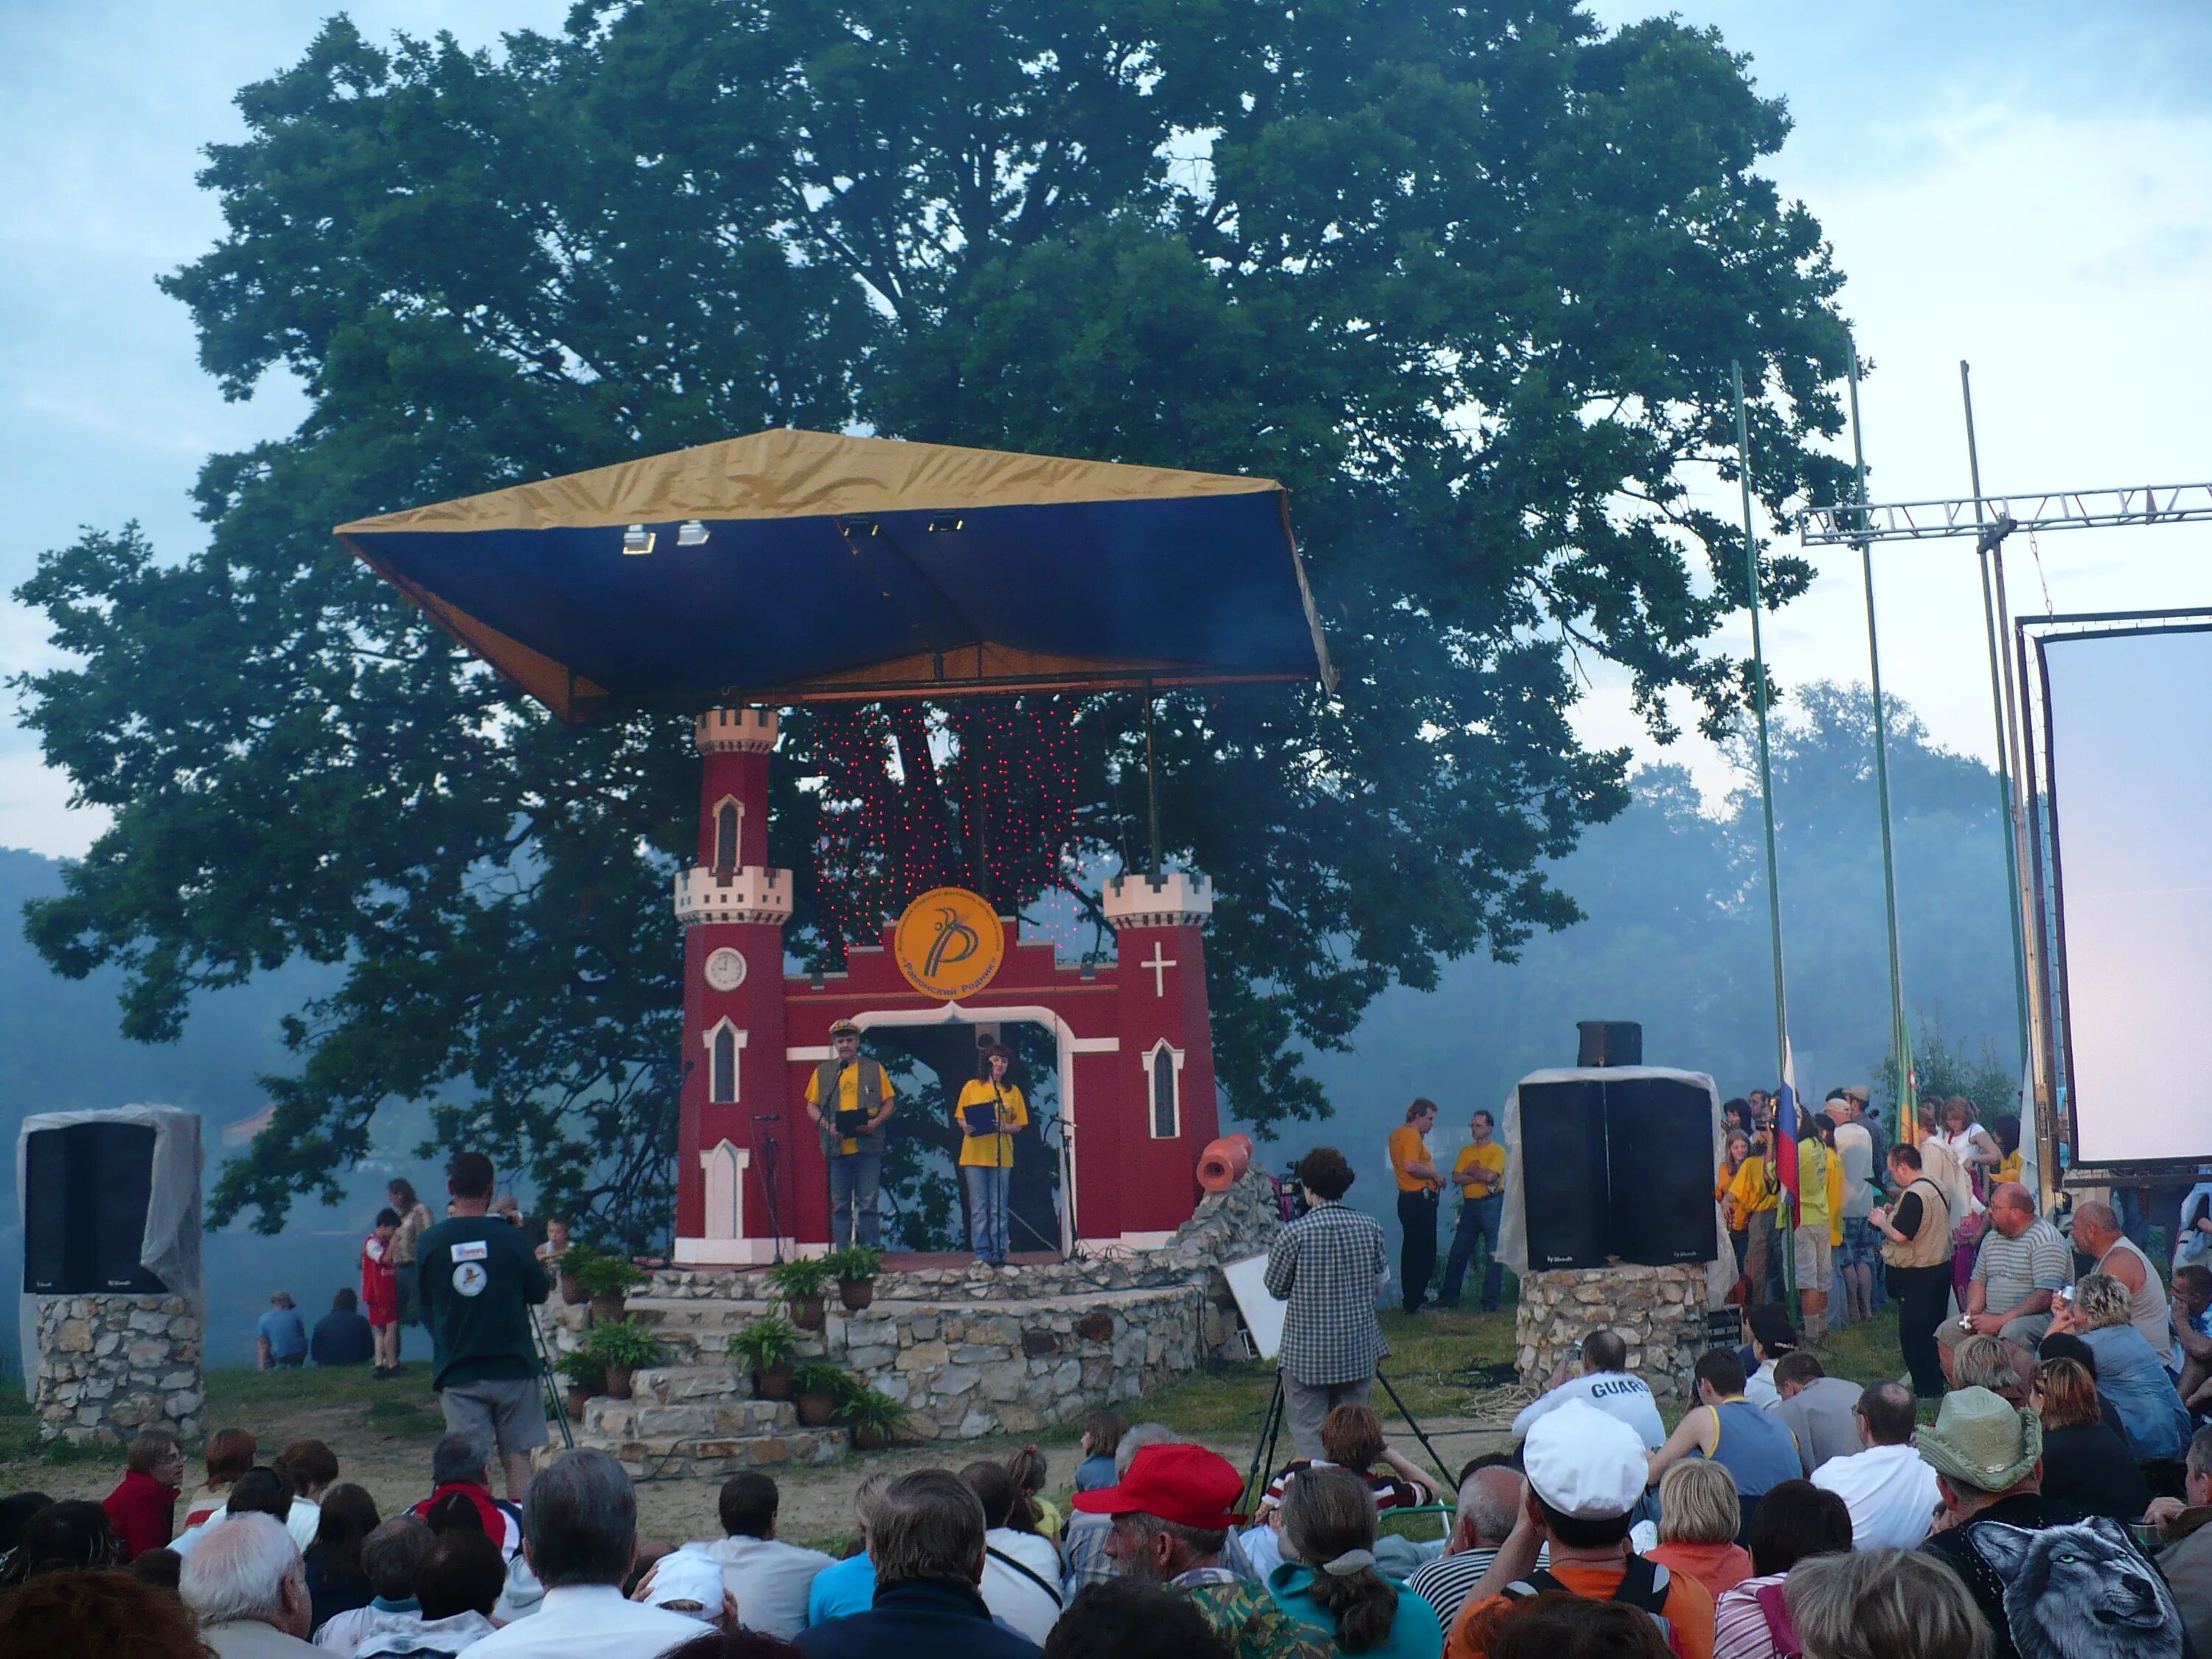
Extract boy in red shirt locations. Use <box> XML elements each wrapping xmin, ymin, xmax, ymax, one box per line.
<box><xmin>363</xmin><ymin>1206</ymin><xmax>403</xmax><ymax>1378</ymax></box>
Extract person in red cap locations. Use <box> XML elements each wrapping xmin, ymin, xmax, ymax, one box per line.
<box><xmin>1077</xmin><ymin>1443</ymin><xmax>1333</xmax><ymax>1659</ymax></box>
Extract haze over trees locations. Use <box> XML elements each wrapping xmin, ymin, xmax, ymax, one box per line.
<box><xmin>13</xmin><ymin>2</ymin><xmax>1860</xmax><ymax>1245</ymax></box>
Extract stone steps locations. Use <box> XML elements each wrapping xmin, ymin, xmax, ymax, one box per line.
<box><xmin>566</xmin><ymin>1363</ymin><xmax>849</xmax><ymax>1481</ymax></box>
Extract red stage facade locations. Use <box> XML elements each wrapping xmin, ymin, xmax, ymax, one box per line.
<box><xmin>673</xmin><ymin>709</ymin><xmax>1220</xmax><ymax>1264</ymax></box>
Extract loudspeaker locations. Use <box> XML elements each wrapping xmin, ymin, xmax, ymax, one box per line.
<box><xmin>1518</xmin><ymin>1079</ymin><xmax>1611</xmax><ymax>1269</ymax></box>
<box><xmin>21</xmin><ymin>1122</ymin><xmax>166</xmax><ymax>1295</ymax></box>
<box><xmin>1604</xmin><ymin>1076</ymin><xmax>1718</xmax><ymax>1265</ymax></box>
<box><xmin>1576</xmin><ymin>1020</ymin><xmax>1644</xmax><ymax>1068</ymax></box>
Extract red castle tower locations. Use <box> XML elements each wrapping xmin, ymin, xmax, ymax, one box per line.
<box><xmin>672</xmin><ymin>708</ymin><xmax>1221</xmax><ymax>1264</ymax></box>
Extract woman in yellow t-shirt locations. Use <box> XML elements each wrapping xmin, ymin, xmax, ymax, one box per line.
<box><xmin>956</xmin><ymin>1043</ymin><xmax>1029</xmax><ymax>1266</ymax></box>
<box><xmin>1729</xmin><ymin>1147</ymin><xmax>1781</xmax><ymax>1301</ymax></box>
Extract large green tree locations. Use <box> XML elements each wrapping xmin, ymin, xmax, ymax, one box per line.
<box><xmin>15</xmin><ymin>0</ymin><xmax>1854</xmax><ymax>1242</ymax></box>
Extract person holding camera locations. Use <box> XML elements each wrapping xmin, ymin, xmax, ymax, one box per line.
<box><xmin>1266</xmin><ymin>1147</ymin><xmax>1391</xmax><ymax>1459</ymax></box>
<box><xmin>955</xmin><ymin>1041</ymin><xmax>1027</xmax><ymax>1266</ymax></box>
<box><xmin>805</xmin><ymin>1019</ymin><xmax>897</xmax><ymax>1249</ymax></box>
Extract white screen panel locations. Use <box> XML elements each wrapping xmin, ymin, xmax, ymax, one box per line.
<box><xmin>2045</xmin><ymin>625</ymin><xmax>2212</xmax><ymax>1164</ymax></box>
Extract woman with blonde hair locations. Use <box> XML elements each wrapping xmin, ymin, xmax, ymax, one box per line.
<box><xmin>1784</xmin><ymin>1547</ymin><xmax>1990</xmax><ymax>1659</ymax></box>
<box><xmin>1268</xmin><ymin>1465</ymin><xmax>1443</xmax><ymax>1658</ymax></box>
<box><xmin>2048</xmin><ymin>1273</ymin><xmax>2192</xmax><ymax>1461</ymax></box>
<box><xmin>2034</xmin><ymin>1354</ymin><xmax>2153</xmax><ymax>1521</ymax></box>
<box><xmin>1647</xmin><ymin>1459</ymin><xmax>1751</xmax><ymax>1599</ymax></box>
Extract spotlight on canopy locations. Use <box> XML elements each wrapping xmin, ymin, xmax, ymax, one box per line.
<box><xmin>337</xmin><ymin>428</ymin><xmax>1335</xmax><ymax>723</ymax></box>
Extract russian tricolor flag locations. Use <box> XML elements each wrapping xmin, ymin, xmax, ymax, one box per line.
<box><xmin>1773</xmin><ymin>1040</ymin><xmax>1802</xmax><ymax>1204</ymax></box>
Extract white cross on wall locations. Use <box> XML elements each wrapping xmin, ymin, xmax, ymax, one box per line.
<box><xmin>1142</xmin><ymin>941</ymin><xmax>1177</xmax><ymax>996</ymax></box>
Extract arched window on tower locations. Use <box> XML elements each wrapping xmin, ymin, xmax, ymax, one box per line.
<box><xmin>1150</xmin><ymin>1043</ymin><xmax>1181</xmax><ymax>1138</ymax></box>
<box><xmin>714</xmin><ymin>799</ymin><xmax>740</xmax><ymax>879</ymax></box>
<box><xmin>711</xmin><ymin>1022</ymin><xmax>739</xmax><ymax>1104</ymax></box>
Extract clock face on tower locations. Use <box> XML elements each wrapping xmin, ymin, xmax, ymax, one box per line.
<box><xmin>703</xmin><ymin>947</ymin><xmax>747</xmax><ymax>992</ymax></box>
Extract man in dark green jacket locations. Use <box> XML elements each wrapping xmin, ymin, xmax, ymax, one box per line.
<box><xmin>414</xmin><ymin>1151</ymin><xmax>552</xmax><ymax>1500</ymax></box>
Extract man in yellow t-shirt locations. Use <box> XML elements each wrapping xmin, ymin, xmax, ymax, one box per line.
<box><xmin>803</xmin><ymin>1020</ymin><xmax>897</xmax><ymax>1248</ymax></box>
<box><xmin>1388</xmin><ymin>1099</ymin><xmax>1445</xmax><ymax>1313</ymax></box>
<box><xmin>1440</xmin><ymin>1108</ymin><xmax>1509</xmax><ymax>1312</ymax></box>
<box><xmin>1729</xmin><ymin>1147</ymin><xmax>1782</xmax><ymax>1303</ymax></box>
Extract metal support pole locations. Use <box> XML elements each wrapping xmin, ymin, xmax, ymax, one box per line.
<box><xmin>1141</xmin><ymin>680</ymin><xmax>1163</xmax><ymax>880</ymax></box>
<box><xmin>1961</xmin><ymin>363</ymin><xmax>2034</xmax><ymax>1075</ymax></box>
<box><xmin>1733</xmin><ymin>362</ymin><xmax>1797</xmax><ymax>1295</ymax></box>
<box><xmin>1847</xmin><ymin>344</ymin><xmax>1911</xmax><ymax>1116</ymax></box>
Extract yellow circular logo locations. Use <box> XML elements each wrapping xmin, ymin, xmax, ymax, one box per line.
<box><xmin>893</xmin><ymin>887</ymin><xmax>1005</xmax><ymax>1001</ymax></box>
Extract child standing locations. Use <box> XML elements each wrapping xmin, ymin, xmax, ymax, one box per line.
<box><xmin>361</xmin><ymin>1207</ymin><xmax>403</xmax><ymax>1379</ymax></box>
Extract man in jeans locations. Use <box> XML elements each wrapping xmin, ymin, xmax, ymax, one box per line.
<box><xmin>804</xmin><ymin>1020</ymin><xmax>897</xmax><ymax>1249</ymax></box>
<box><xmin>414</xmin><ymin>1152</ymin><xmax>552</xmax><ymax>1502</ymax></box>
<box><xmin>1265</xmin><ymin>1146</ymin><xmax>1389</xmax><ymax>1458</ymax></box>
<box><xmin>1387</xmin><ymin>1099</ymin><xmax>1444</xmax><ymax>1314</ymax></box>
<box><xmin>1439</xmin><ymin>1109</ymin><xmax>1506</xmax><ymax>1312</ymax></box>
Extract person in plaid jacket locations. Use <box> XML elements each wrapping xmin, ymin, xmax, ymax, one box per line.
<box><xmin>1266</xmin><ymin>1146</ymin><xmax>1391</xmax><ymax>1458</ymax></box>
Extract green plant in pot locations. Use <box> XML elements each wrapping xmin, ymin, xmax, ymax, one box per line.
<box><xmin>554</xmin><ymin>1240</ymin><xmax>599</xmax><ymax>1307</ymax></box>
<box><xmin>577</xmin><ymin>1251</ymin><xmax>650</xmax><ymax>1323</ymax></box>
<box><xmin>765</xmin><ymin>1258</ymin><xmax>832</xmax><ymax>1332</ymax></box>
<box><xmin>726</xmin><ymin>1315</ymin><xmax>801</xmax><ymax>1401</ymax></box>
<box><xmin>790</xmin><ymin>1361</ymin><xmax>849</xmax><ymax>1428</ymax></box>
<box><xmin>843</xmin><ymin>1383</ymin><xmax>905</xmax><ymax>1450</ymax></box>
<box><xmin>552</xmin><ymin>1347</ymin><xmax>608</xmax><ymax>1419</ymax></box>
<box><xmin>581</xmin><ymin>1316</ymin><xmax>665</xmax><ymax>1402</ymax></box>
<box><xmin>824</xmin><ymin>1244</ymin><xmax>883</xmax><ymax>1312</ymax></box>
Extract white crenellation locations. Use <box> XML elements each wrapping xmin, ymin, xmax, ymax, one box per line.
<box><xmin>675</xmin><ymin>866</ymin><xmax>793</xmax><ymax>927</ymax></box>
<box><xmin>694</xmin><ymin>707</ymin><xmax>780</xmax><ymax>755</ymax></box>
<box><xmin>1102</xmin><ymin>869</ymin><xmax>1214</xmax><ymax>930</ymax></box>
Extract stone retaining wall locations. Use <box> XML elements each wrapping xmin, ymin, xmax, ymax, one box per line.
<box><xmin>32</xmin><ymin>1294</ymin><xmax>204</xmax><ymax>1445</ymax></box>
<box><xmin>1514</xmin><ymin>1265</ymin><xmax>1713</xmax><ymax>1400</ymax></box>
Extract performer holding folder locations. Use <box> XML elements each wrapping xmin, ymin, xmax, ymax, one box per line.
<box><xmin>956</xmin><ymin>1043</ymin><xmax>1027</xmax><ymax>1266</ymax></box>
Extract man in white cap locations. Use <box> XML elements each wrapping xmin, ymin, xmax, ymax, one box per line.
<box><xmin>1443</xmin><ymin>1400</ymin><xmax>1716</xmax><ymax>1659</ymax></box>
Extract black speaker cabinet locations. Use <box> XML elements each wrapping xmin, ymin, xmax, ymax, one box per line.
<box><xmin>1576</xmin><ymin>1020</ymin><xmax>1644</xmax><ymax>1068</ymax></box>
<box><xmin>22</xmin><ymin>1122</ymin><xmax>166</xmax><ymax>1295</ymax></box>
<box><xmin>1516</xmin><ymin>1072</ymin><xmax>1716</xmax><ymax>1267</ymax></box>
<box><xmin>1518</xmin><ymin>1079</ymin><xmax>1612</xmax><ymax>1268</ymax></box>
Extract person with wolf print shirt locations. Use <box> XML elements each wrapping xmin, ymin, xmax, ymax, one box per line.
<box><xmin>1916</xmin><ymin>1385</ymin><xmax>2185</xmax><ymax>1659</ymax></box>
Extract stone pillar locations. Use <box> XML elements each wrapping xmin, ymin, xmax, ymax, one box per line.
<box><xmin>675</xmin><ymin>709</ymin><xmax>794</xmax><ymax>1263</ymax></box>
<box><xmin>1514</xmin><ymin>1265</ymin><xmax>1712</xmax><ymax>1401</ymax></box>
<box><xmin>34</xmin><ymin>1293</ymin><xmax>204</xmax><ymax>1444</ymax></box>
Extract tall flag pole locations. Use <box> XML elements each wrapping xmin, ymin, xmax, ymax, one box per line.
<box><xmin>1846</xmin><ymin>344</ymin><xmax>1914</xmax><ymax>1148</ymax></box>
<box><xmin>1733</xmin><ymin>361</ymin><xmax>1799</xmax><ymax>1299</ymax></box>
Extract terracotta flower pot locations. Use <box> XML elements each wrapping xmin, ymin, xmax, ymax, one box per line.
<box><xmin>838</xmin><ymin>1277</ymin><xmax>875</xmax><ymax>1312</ymax></box>
<box><xmin>852</xmin><ymin>1425</ymin><xmax>890</xmax><ymax>1451</ymax></box>
<box><xmin>589</xmin><ymin>1292</ymin><xmax>627</xmax><ymax>1324</ymax></box>
<box><xmin>564</xmin><ymin>1387</ymin><xmax>594</xmax><ymax>1419</ymax></box>
<box><xmin>754</xmin><ymin>1362</ymin><xmax>796</xmax><ymax>1401</ymax></box>
<box><xmin>796</xmin><ymin>1391</ymin><xmax>838</xmax><ymax>1427</ymax></box>
<box><xmin>789</xmin><ymin>1293</ymin><xmax>827</xmax><ymax>1332</ymax></box>
<box><xmin>603</xmin><ymin>1364</ymin><xmax>636</xmax><ymax>1401</ymax></box>
<box><xmin>560</xmin><ymin>1272</ymin><xmax>587</xmax><ymax>1306</ymax></box>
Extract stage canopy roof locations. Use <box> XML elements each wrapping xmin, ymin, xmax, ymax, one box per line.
<box><xmin>337</xmin><ymin>428</ymin><xmax>1334</xmax><ymax>723</ymax></box>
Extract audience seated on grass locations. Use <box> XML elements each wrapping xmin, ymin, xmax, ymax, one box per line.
<box><xmin>1067</xmin><ymin>1422</ymin><xmax>1175</xmax><ymax>1593</ymax></box>
<box><xmin>1074</xmin><ymin>1412</ymin><xmax>1128</xmax><ymax>1495</ymax></box>
<box><xmin>1740</xmin><ymin>1307</ymin><xmax>1799</xmax><ymax>1412</ymax></box>
<box><xmin>103</xmin><ymin>1427</ymin><xmax>187</xmax><ymax>1559</ymax></box>
<box><xmin>0</xmin><ymin>1499</ymin><xmax>121</xmax><ymax>1586</ymax></box>
<box><xmin>274</xmin><ymin>1441</ymin><xmax>342</xmax><ymax>1552</ymax></box>
<box><xmin>1074</xmin><ymin>1439</ymin><xmax>1330</xmax><ymax>1659</ymax></box>
<box><xmin>1446</xmin><ymin>1400</ymin><xmax>1714</xmax><ymax>1659</ymax></box>
<box><xmin>1267</xmin><ymin>1464</ymin><xmax>1442</xmax><ymax>1659</ymax></box>
<box><xmin>356</xmin><ymin>1531</ymin><xmax>504</xmax><ymax>1658</ymax></box>
<box><xmin>314</xmin><ymin>1514</ymin><xmax>434</xmax><ymax>1656</ymax></box>
<box><xmin>793</xmin><ymin>1469</ymin><xmax>1043</xmax><ymax>1659</ymax></box>
<box><xmin>175</xmin><ymin>1467</ymin><xmax>303</xmax><ymax>1560</ymax></box>
<box><xmin>0</xmin><ymin>1563</ymin><xmax>213</xmax><ymax>1659</ymax></box>
<box><xmin>1479</xmin><ymin>1592</ymin><xmax>1674</xmax><ymax>1659</ymax></box>
<box><xmin>805</xmin><ymin>1473</ymin><xmax>888</xmax><ymax>1627</ymax></box>
<box><xmin>187</xmin><ymin>1430</ymin><xmax>259</xmax><ymax>1531</ymax></box>
<box><xmin>640</xmin><ymin>1551</ymin><xmax>733</xmax><ymax>1627</ymax></box>
<box><xmin>2147</xmin><ymin>1425</ymin><xmax>2212</xmax><ymax>1657</ymax></box>
<box><xmin>1646</xmin><ymin>1349</ymin><xmax>1802</xmax><ymax>1544</ymax></box>
<box><xmin>1261</xmin><ymin>1402</ymin><xmax>1439</xmax><ymax>1514</ymax></box>
<box><xmin>1508</xmin><ymin>1330</ymin><xmax>1665</xmax><ymax>1451</ymax></box>
<box><xmin>302</xmin><ymin>1483</ymin><xmax>380</xmax><ymax>1632</ymax></box>
<box><xmin>1767</xmin><ymin>1356</ymin><xmax>1860</xmax><ymax>1476</ymax></box>
<box><xmin>2034</xmin><ymin>1354</ymin><xmax>2154</xmax><ymax>1522</ymax></box>
<box><xmin>1805</xmin><ymin>1382</ymin><xmax>1940</xmax><ymax>1551</ymax></box>
<box><xmin>1645</xmin><ymin>1461</ymin><xmax>1752</xmax><ymax>1602</ymax></box>
<box><xmin>1408</xmin><ymin>1459</ymin><xmax>1550</xmax><ymax>1636</ymax></box>
<box><xmin>181</xmin><ymin>1509</ymin><xmax>321</xmax><ymax>1658</ymax></box>
<box><xmin>408</xmin><ymin>1431</ymin><xmax>540</xmax><ymax>1621</ymax></box>
<box><xmin>681</xmin><ymin>1472</ymin><xmax>833</xmax><ymax>1639</ymax></box>
<box><xmin>1780</xmin><ymin>1547</ymin><xmax>1991</xmax><ymax>1659</ymax></box>
<box><xmin>1709</xmin><ymin>1480</ymin><xmax>1851</xmax><ymax>1659</ymax></box>
<box><xmin>1007</xmin><ymin>1447</ymin><xmax>1062</xmax><ymax>1543</ymax></box>
<box><xmin>1041</xmin><ymin>1579</ymin><xmax>1231</xmax><ymax>1659</ymax></box>
<box><xmin>2052</xmin><ymin>1273</ymin><xmax>2193</xmax><ymax>1464</ymax></box>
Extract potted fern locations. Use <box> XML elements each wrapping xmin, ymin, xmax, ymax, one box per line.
<box><xmin>577</xmin><ymin>1251</ymin><xmax>650</xmax><ymax>1324</ymax></box>
<box><xmin>582</xmin><ymin>1316</ymin><xmax>665</xmax><ymax>1402</ymax></box>
<box><xmin>843</xmin><ymin>1384</ymin><xmax>905</xmax><ymax>1451</ymax></box>
<box><xmin>824</xmin><ymin>1243</ymin><xmax>883</xmax><ymax>1312</ymax></box>
<box><xmin>766</xmin><ymin>1258</ymin><xmax>832</xmax><ymax>1332</ymax></box>
<box><xmin>726</xmin><ymin>1315</ymin><xmax>801</xmax><ymax>1401</ymax></box>
<box><xmin>553</xmin><ymin>1348</ymin><xmax>607</xmax><ymax>1420</ymax></box>
<box><xmin>555</xmin><ymin>1241</ymin><xmax>597</xmax><ymax>1307</ymax></box>
<box><xmin>791</xmin><ymin>1362</ymin><xmax>849</xmax><ymax>1428</ymax></box>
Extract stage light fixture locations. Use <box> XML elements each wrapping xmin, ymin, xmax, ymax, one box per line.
<box><xmin>928</xmin><ymin>515</ymin><xmax>964</xmax><ymax>533</ymax></box>
<box><xmin>622</xmin><ymin>524</ymin><xmax>655</xmax><ymax>555</ymax></box>
<box><xmin>677</xmin><ymin>519</ymin><xmax>709</xmax><ymax>546</ymax></box>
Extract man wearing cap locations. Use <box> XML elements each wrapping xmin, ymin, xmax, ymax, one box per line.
<box><xmin>1266</xmin><ymin>1147</ymin><xmax>1391</xmax><ymax>1459</ymax></box>
<box><xmin>1445</xmin><ymin>1400</ymin><xmax>1714</xmax><ymax>1659</ymax></box>
<box><xmin>1083</xmin><ymin>1442</ymin><xmax>1332</xmax><ymax>1659</ymax></box>
<box><xmin>804</xmin><ymin>1020</ymin><xmax>897</xmax><ymax>1250</ymax></box>
<box><xmin>1917</xmin><ymin>1385</ymin><xmax>2183</xmax><ymax>1659</ymax></box>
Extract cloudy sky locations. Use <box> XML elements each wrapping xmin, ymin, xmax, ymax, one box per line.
<box><xmin>3</xmin><ymin>0</ymin><xmax>2209</xmax><ymax>857</ymax></box>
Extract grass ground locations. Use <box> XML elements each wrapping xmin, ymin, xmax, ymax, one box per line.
<box><xmin>0</xmin><ymin>1301</ymin><xmax>1913</xmax><ymax>1547</ymax></box>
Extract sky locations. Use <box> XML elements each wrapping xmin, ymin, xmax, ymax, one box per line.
<box><xmin>2</xmin><ymin>1</ymin><xmax>2211</xmax><ymax>858</ymax></box>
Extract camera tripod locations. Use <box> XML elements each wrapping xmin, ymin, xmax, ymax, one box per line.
<box><xmin>1240</xmin><ymin>1366</ymin><xmax>1457</xmax><ymax>1514</ymax></box>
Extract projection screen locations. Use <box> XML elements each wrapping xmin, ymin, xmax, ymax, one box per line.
<box><xmin>2042</xmin><ymin>622</ymin><xmax>2212</xmax><ymax>1164</ymax></box>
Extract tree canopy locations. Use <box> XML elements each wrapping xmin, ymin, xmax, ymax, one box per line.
<box><xmin>14</xmin><ymin>0</ymin><xmax>1855</xmax><ymax>1241</ymax></box>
